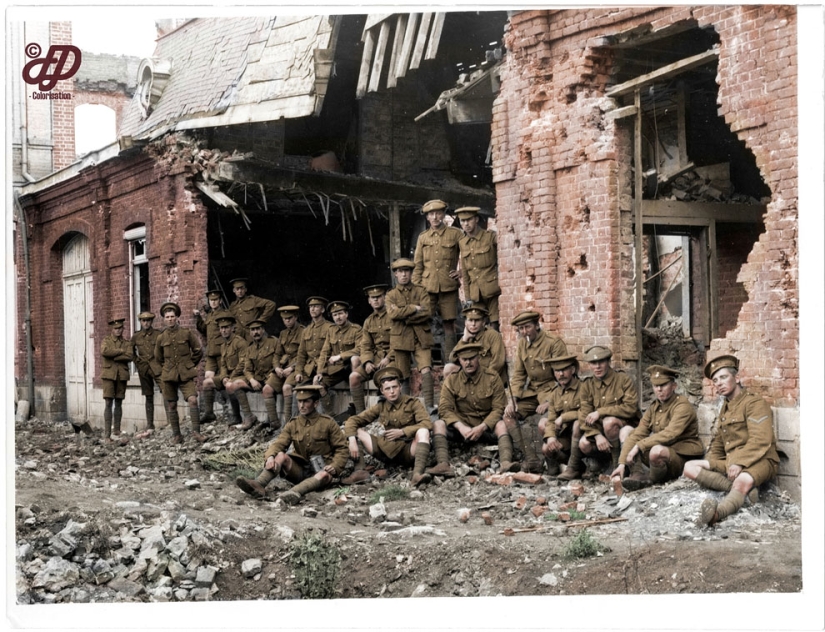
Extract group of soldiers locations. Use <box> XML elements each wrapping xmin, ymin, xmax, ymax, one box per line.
<box><xmin>97</xmin><ymin>200</ymin><xmax>778</xmax><ymax>523</ymax></box>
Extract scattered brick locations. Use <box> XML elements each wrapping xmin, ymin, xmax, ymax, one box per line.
<box><xmin>481</xmin><ymin>512</ymin><xmax>494</xmax><ymax>526</ymax></box>
<box><xmin>512</xmin><ymin>472</ymin><xmax>543</xmax><ymax>485</ymax></box>
<box><xmin>514</xmin><ymin>496</ymin><xmax>527</xmax><ymax>510</ymax></box>
<box><xmin>531</xmin><ymin>506</ymin><xmax>548</xmax><ymax>518</ymax></box>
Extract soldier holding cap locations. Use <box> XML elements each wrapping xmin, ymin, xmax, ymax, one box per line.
<box><xmin>413</xmin><ymin>199</ymin><xmax>463</xmax><ymax>360</ymax></box>
<box><xmin>100</xmin><ymin>318</ymin><xmax>134</xmax><ymax>441</ymax></box>
<box><xmin>154</xmin><ymin>302</ymin><xmax>205</xmax><ymax>444</ymax></box>
<box><xmin>429</xmin><ymin>342</ymin><xmax>512</xmax><ymax>476</ymax></box>
<box><xmin>577</xmin><ymin>345</ymin><xmax>641</xmax><ymax>474</ymax></box>
<box><xmin>351</xmin><ymin>284</ymin><xmax>393</xmax><ymax>414</ymax></box>
<box><xmin>204</xmin><ymin>312</ymin><xmax>247</xmax><ymax>426</ymax></box>
<box><xmin>228</xmin><ymin>278</ymin><xmax>276</xmax><ymax>341</ymax></box>
<box><xmin>235</xmin><ymin>385</ymin><xmax>348</xmax><ymax>505</ymax></box>
<box><xmin>386</xmin><ymin>259</ymin><xmax>436</xmax><ymax>409</ymax></box>
<box><xmin>442</xmin><ymin>303</ymin><xmax>506</xmax><ymax>383</ymax></box>
<box><xmin>194</xmin><ymin>289</ymin><xmax>226</xmax><ymax>424</ymax></box>
<box><xmin>537</xmin><ymin>354</ymin><xmax>585</xmax><ymax>477</ymax></box>
<box><xmin>265</xmin><ymin>305</ymin><xmax>305</xmax><ymax>425</ymax></box>
<box><xmin>610</xmin><ymin>365</ymin><xmax>704</xmax><ymax>491</ymax></box>
<box><xmin>342</xmin><ymin>366</ymin><xmax>433</xmax><ymax>487</ymax></box>
<box><xmin>313</xmin><ymin>301</ymin><xmax>363</xmax><ymax>414</ymax></box>
<box><xmin>456</xmin><ymin>207</ymin><xmax>501</xmax><ymax>329</ymax></box>
<box><xmin>505</xmin><ymin>310</ymin><xmax>569</xmax><ymax>472</ymax></box>
<box><xmin>684</xmin><ymin>355</ymin><xmax>779</xmax><ymax>526</ymax></box>
<box><xmin>228</xmin><ymin>319</ymin><xmax>281</xmax><ymax>430</ymax></box>
<box><xmin>291</xmin><ymin>296</ymin><xmax>335</xmax><ymax>390</ymax></box>
<box><xmin>132</xmin><ymin>311</ymin><xmax>164</xmax><ymax>432</ymax></box>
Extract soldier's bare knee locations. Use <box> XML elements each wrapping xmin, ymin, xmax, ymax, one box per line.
<box><xmin>433</xmin><ymin>419</ymin><xmax>447</xmax><ymax>434</ymax></box>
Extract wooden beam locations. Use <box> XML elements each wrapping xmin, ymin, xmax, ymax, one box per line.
<box><xmin>681</xmin><ymin>236</ymin><xmax>691</xmax><ymax>337</ymax></box>
<box><xmin>677</xmin><ymin>81</ymin><xmax>688</xmax><ymax>166</ymax></box>
<box><xmin>386</xmin><ymin>14</ymin><xmax>407</xmax><ymax>89</ymax></box>
<box><xmin>634</xmin><ymin>87</ymin><xmax>643</xmax><ymax>386</ymax></box>
<box><xmin>641</xmin><ymin>200</ymin><xmax>765</xmax><ymax>224</ymax></box>
<box><xmin>425</xmin><ymin>13</ymin><xmax>445</xmax><ymax>60</ymax></box>
<box><xmin>356</xmin><ymin>28</ymin><xmax>376</xmax><ymax>99</ymax></box>
<box><xmin>606</xmin><ymin>48</ymin><xmax>718</xmax><ymax>98</ymax></box>
<box><xmin>390</xmin><ymin>201</ymin><xmax>401</xmax><ymax>268</ymax></box>
<box><xmin>368</xmin><ymin>20</ymin><xmax>391</xmax><ymax>93</ymax></box>
<box><xmin>363</xmin><ymin>14</ymin><xmax>393</xmax><ymax>34</ymax></box>
<box><xmin>708</xmin><ymin>219</ymin><xmax>718</xmax><ymax>339</ymax></box>
<box><xmin>409</xmin><ymin>12</ymin><xmax>432</xmax><ymax>70</ymax></box>
<box><xmin>395</xmin><ymin>12</ymin><xmax>419</xmax><ymax>79</ymax></box>
<box><xmin>605</xmin><ymin>105</ymin><xmax>637</xmax><ymax>121</ymax></box>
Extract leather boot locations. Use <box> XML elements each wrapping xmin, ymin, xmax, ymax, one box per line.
<box><xmin>236</xmin><ymin>468</ymin><xmax>276</xmax><ymax>499</ymax></box>
<box><xmin>235</xmin><ymin>390</ymin><xmax>257</xmax><ymax>430</ymax></box>
<box><xmin>264</xmin><ymin>396</ymin><xmax>280</xmax><ymax>430</ymax></box>
<box><xmin>228</xmin><ymin>396</ymin><xmax>242</xmax><ymax>425</ymax></box>
<box><xmin>411</xmin><ymin>442</ymin><xmax>432</xmax><ymax>487</ymax></box>
<box><xmin>168</xmin><ymin>404</ymin><xmax>183</xmax><ymax>444</ymax></box>
<box><xmin>279</xmin><ymin>476</ymin><xmax>322</xmax><ymax>505</ymax></box>
<box><xmin>558</xmin><ymin>440</ymin><xmax>585</xmax><ymax>480</ymax></box>
<box><xmin>649</xmin><ymin>462</ymin><xmax>669</xmax><ymax>484</ymax></box>
<box><xmin>145</xmin><ymin>398</ymin><xmax>155</xmax><ymax>430</ymax></box>
<box><xmin>343</xmin><ymin>441</ymin><xmax>371</xmax><ymax>484</ymax></box>
<box><xmin>103</xmin><ymin>399</ymin><xmax>113</xmax><ymax>440</ymax></box>
<box><xmin>351</xmin><ymin>383</ymin><xmax>366</xmax><ymax>414</ymax></box>
<box><xmin>498</xmin><ymin>433</ymin><xmax>520</xmax><ymax>472</ymax></box>
<box><xmin>421</xmin><ymin>371</ymin><xmax>434</xmax><ymax>410</ymax></box>
<box><xmin>544</xmin><ymin>455</ymin><xmax>561</xmax><ymax>477</ymax></box>
<box><xmin>190</xmin><ymin>403</ymin><xmax>206</xmax><ymax>442</ymax></box>
<box><xmin>516</xmin><ymin>418</ymin><xmax>543</xmax><ymax>473</ymax></box>
<box><xmin>621</xmin><ymin>460</ymin><xmax>653</xmax><ymax>491</ymax></box>
<box><xmin>200</xmin><ymin>389</ymin><xmax>216</xmax><ymax>423</ymax></box>
<box><xmin>113</xmin><ymin>399</ymin><xmax>123</xmax><ymax>435</ymax></box>
<box><xmin>698</xmin><ymin>490</ymin><xmax>745</xmax><ymax>526</ymax></box>
<box><xmin>426</xmin><ymin>434</ymin><xmax>455</xmax><ymax>477</ymax></box>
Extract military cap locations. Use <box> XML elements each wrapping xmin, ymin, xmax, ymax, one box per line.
<box><xmin>108</xmin><ymin>318</ymin><xmax>125</xmax><ymax>327</ymax></box>
<box><xmin>455</xmin><ymin>206</ymin><xmax>481</xmax><ymax>220</ymax></box>
<box><xmin>583</xmin><ymin>345</ymin><xmax>612</xmax><ymax>362</ymax></box>
<box><xmin>230</xmin><ymin>278</ymin><xmax>248</xmax><ymax>288</ymax></box>
<box><xmin>549</xmin><ymin>353</ymin><xmax>579</xmax><ymax>371</ymax></box>
<box><xmin>205</xmin><ymin>289</ymin><xmax>222</xmax><ymax>300</ymax></box>
<box><xmin>247</xmin><ymin>319</ymin><xmax>267</xmax><ymax>329</ymax></box>
<box><xmin>373</xmin><ymin>366</ymin><xmax>404</xmax><ymax>389</ymax></box>
<box><xmin>215</xmin><ymin>311</ymin><xmax>236</xmax><ymax>327</ymax></box>
<box><xmin>306</xmin><ymin>296</ymin><xmax>329</xmax><ymax>307</ymax></box>
<box><xmin>160</xmin><ymin>302</ymin><xmax>181</xmax><ymax>317</ymax></box>
<box><xmin>295</xmin><ymin>384</ymin><xmax>324</xmax><ymax>400</ymax></box>
<box><xmin>462</xmin><ymin>303</ymin><xmax>489</xmax><ymax>319</ymax></box>
<box><xmin>328</xmin><ymin>300</ymin><xmax>351</xmax><ymax>314</ymax></box>
<box><xmin>363</xmin><ymin>284</ymin><xmax>388</xmax><ymax>297</ymax></box>
<box><xmin>511</xmin><ymin>310</ymin><xmax>541</xmax><ymax>326</ymax></box>
<box><xmin>391</xmin><ymin>258</ymin><xmax>415</xmax><ymax>271</ymax></box>
<box><xmin>454</xmin><ymin>342</ymin><xmax>483</xmax><ymax>359</ymax></box>
<box><xmin>704</xmin><ymin>354</ymin><xmax>739</xmax><ymax>379</ymax></box>
<box><xmin>137</xmin><ymin>311</ymin><xmax>155</xmax><ymax>320</ymax></box>
<box><xmin>278</xmin><ymin>305</ymin><xmax>300</xmax><ymax>316</ymax></box>
<box><xmin>647</xmin><ymin>364</ymin><xmax>678</xmax><ymax>385</ymax></box>
<box><xmin>422</xmin><ymin>199</ymin><xmax>447</xmax><ymax>214</ymax></box>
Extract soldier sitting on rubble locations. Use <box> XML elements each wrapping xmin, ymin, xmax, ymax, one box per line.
<box><xmin>684</xmin><ymin>355</ymin><xmax>778</xmax><ymax>526</ymax></box>
<box><xmin>206</xmin><ymin>312</ymin><xmax>247</xmax><ymax>426</ymax></box>
<box><xmin>235</xmin><ymin>385</ymin><xmax>348</xmax><ymax>505</ymax></box>
<box><xmin>341</xmin><ymin>366</ymin><xmax>433</xmax><ymax>487</ymax></box>
<box><xmin>427</xmin><ymin>342</ymin><xmax>514</xmax><ymax>476</ymax></box>
<box><xmin>609</xmin><ymin>364</ymin><xmax>703</xmax><ymax>491</ymax></box>
<box><xmin>536</xmin><ymin>353</ymin><xmax>585</xmax><ymax>478</ymax></box>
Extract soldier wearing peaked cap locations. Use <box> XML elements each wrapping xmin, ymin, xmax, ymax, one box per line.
<box><xmin>132</xmin><ymin>311</ymin><xmax>164</xmax><ymax>432</ymax></box>
<box><xmin>351</xmin><ymin>284</ymin><xmax>394</xmax><ymax>414</ymax></box>
<box><xmin>386</xmin><ymin>259</ymin><xmax>436</xmax><ymax>409</ymax></box>
<box><xmin>341</xmin><ymin>366</ymin><xmax>434</xmax><ymax>487</ymax></box>
<box><xmin>456</xmin><ymin>206</ymin><xmax>501</xmax><ymax>329</ymax></box>
<box><xmin>684</xmin><ymin>355</ymin><xmax>779</xmax><ymax>526</ymax></box>
<box><xmin>100</xmin><ymin>318</ymin><xmax>133</xmax><ymax>441</ymax></box>
<box><xmin>313</xmin><ymin>300</ymin><xmax>363</xmax><ymax>415</ymax></box>
<box><xmin>290</xmin><ymin>296</ymin><xmax>334</xmax><ymax>395</ymax></box>
<box><xmin>194</xmin><ymin>289</ymin><xmax>227</xmax><ymax>424</ymax></box>
<box><xmin>202</xmin><ymin>312</ymin><xmax>248</xmax><ymax>427</ymax></box>
<box><xmin>442</xmin><ymin>303</ymin><xmax>506</xmax><ymax>384</ymax></box>
<box><xmin>228</xmin><ymin>277</ymin><xmax>276</xmax><ymax>342</ymax></box>
<box><xmin>413</xmin><ymin>199</ymin><xmax>463</xmax><ymax>361</ymax></box>
<box><xmin>265</xmin><ymin>305</ymin><xmax>305</xmax><ymax>425</ymax></box>
<box><xmin>536</xmin><ymin>353</ymin><xmax>584</xmax><ymax>478</ymax></box>
<box><xmin>227</xmin><ymin>318</ymin><xmax>281</xmax><ymax>431</ymax></box>
<box><xmin>609</xmin><ymin>364</ymin><xmax>704</xmax><ymax>491</ymax></box>
<box><xmin>235</xmin><ymin>384</ymin><xmax>348</xmax><ymax>505</ymax></box>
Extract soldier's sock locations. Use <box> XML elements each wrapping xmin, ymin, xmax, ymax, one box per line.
<box><xmin>421</xmin><ymin>371</ymin><xmax>434</xmax><ymax>409</ymax></box>
<box><xmin>401</xmin><ymin>379</ymin><xmax>411</xmax><ymax>396</ymax></box>
<box><xmin>168</xmin><ymin>404</ymin><xmax>181</xmax><ymax>436</ymax></box>
<box><xmin>202</xmin><ymin>389</ymin><xmax>215</xmax><ymax>416</ymax></box>
<box><xmin>507</xmin><ymin>422</ymin><xmax>525</xmax><ymax>461</ymax></box>
<box><xmin>320</xmin><ymin>391</ymin><xmax>333</xmax><ymax>415</ymax></box>
<box><xmin>609</xmin><ymin>439</ymin><xmax>621</xmax><ymax>470</ymax></box>
<box><xmin>189</xmin><ymin>404</ymin><xmax>201</xmax><ymax>433</ymax></box>
<box><xmin>103</xmin><ymin>399</ymin><xmax>113</xmax><ymax>438</ymax></box>
<box><xmin>695</xmin><ymin>468</ymin><xmax>733</xmax><ymax>492</ymax></box>
<box><xmin>715</xmin><ymin>489</ymin><xmax>746</xmax><ymax>521</ymax></box>
<box><xmin>229</xmin><ymin>396</ymin><xmax>242</xmax><ymax>423</ymax></box>
<box><xmin>255</xmin><ymin>468</ymin><xmax>277</xmax><ymax>487</ymax></box>
<box><xmin>413</xmin><ymin>442</ymin><xmax>431</xmax><ymax>476</ymax></box>
<box><xmin>113</xmin><ymin>400</ymin><xmax>123</xmax><ymax>435</ymax></box>
<box><xmin>282</xmin><ymin>394</ymin><xmax>293</xmax><ymax>423</ymax></box>
<box><xmin>498</xmin><ymin>433</ymin><xmax>516</xmax><ymax>466</ymax></box>
<box><xmin>351</xmin><ymin>383</ymin><xmax>366</xmax><ymax>414</ymax></box>
<box><xmin>433</xmin><ymin>434</ymin><xmax>451</xmax><ymax>465</ymax></box>
<box><xmin>649</xmin><ymin>462</ymin><xmax>669</xmax><ymax>483</ymax></box>
<box><xmin>235</xmin><ymin>389</ymin><xmax>252</xmax><ymax>416</ymax></box>
<box><xmin>264</xmin><ymin>396</ymin><xmax>279</xmax><ymax>429</ymax></box>
<box><xmin>564</xmin><ymin>440</ymin><xmax>584</xmax><ymax>473</ymax></box>
<box><xmin>443</xmin><ymin>333</ymin><xmax>457</xmax><ymax>362</ymax></box>
<box><xmin>145</xmin><ymin>398</ymin><xmax>155</xmax><ymax>430</ymax></box>
<box><xmin>288</xmin><ymin>476</ymin><xmax>323</xmax><ymax>498</ymax></box>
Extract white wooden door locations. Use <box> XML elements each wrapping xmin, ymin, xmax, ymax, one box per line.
<box><xmin>63</xmin><ymin>235</ymin><xmax>94</xmax><ymax>422</ymax></box>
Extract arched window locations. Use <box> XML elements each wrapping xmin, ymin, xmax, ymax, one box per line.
<box><xmin>74</xmin><ymin>103</ymin><xmax>117</xmax><ymax>157</ymax></box>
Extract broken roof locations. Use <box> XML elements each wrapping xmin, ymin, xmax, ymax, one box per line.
<box><xmin>119</xmin><ymin>15</ymin><xmax>337</xmax><ymax>141</ymax></box>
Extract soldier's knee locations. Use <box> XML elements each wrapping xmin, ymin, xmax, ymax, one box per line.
<box><xmin>433</xmin><ymin>419</ymin><xmax>447</xmax><ymax>434</ymax></box>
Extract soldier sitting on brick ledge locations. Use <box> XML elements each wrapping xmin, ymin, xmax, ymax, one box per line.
<box><xmin>684</xmin><ymin>355</ymin><xmax>778</xmax><ymax>526</ymax></box>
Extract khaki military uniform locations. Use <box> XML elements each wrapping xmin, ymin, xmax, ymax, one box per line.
<box><xmin>453</xmin><ymin>327</ymin><xmax>506</xmax><ymax>384</ymax></box>
<box><xmin>265</xmin><ymin>323</ymin><xmax>305</xmax><ymax>392</ymax></box>
<box><xmin>542</xmin><ymin>376</ymin><xmax>586</xmax><ymax>452</ymax></box>
<box><xmin>132</xmin><ymin>328</ymin><xmax>163</xmax><ymax>396</ymax></box>
<box><xmin>344</xmin><ymin>394</ymin><xmax>432</xmax><ymax>460</ymax></box>
<box><xmin>216</xmin><ymin>334</ymin><xmax>248</xmax><ymax>388</ymax></box>
<box><xmin>619</xmin><ymin>393</ymin><xmax>704</xmax><ymax>479</ymax></box>
<box><xmin>288</xmin><ymin>319</ymin><xmax>334</xmax><ymax>386</ymax></box>
<box><xmin>154</xmin><ymin>325</ymin><xmax>203</xmax><ymax>400</ymax></box>
<box><xmin>101</xmin><ymin>334</ymin><xmax>133</xmax><ymax>399</ymax></box>
<box><xmin>510</xmin><ymin>330</ymin><xmax>568</xmax><ymax>418</ymax></box>
<box><xmin>241</xmin><ymin>337</ymin><xmax>281</xmax><ymax>383</ymax></box>
<box><xmin>413</xmin><ymin>224</ymin><xmax>462</xmax><ymax>320</ymax></box>
<box><xmin>440</xmin><ymin>368</ymin><xmax>507</xmax><ymax>432</ymax></box>
<box><xmin>706</xmin><ymin>389</ymin><xmax>779</xmax><ymax>486</ymax></box>
<box><xmin>459</xmin><ymin>227</ymin><xmax>501</xmax><ymax>323</ymax></box>
<box><xmin>196</xmin><ymin>310</ymin><xmax>223</xmax><ymax>373</ymax></box>
<box><xmin>264</xmin><ymin>410</ymin><xmax>349</xmax><ymax>477</ymax></box>
<box><xmin>229</xmin><ymin>294</ymin><xmax>277</xmax><ymax>341</ymax></box>
<box><xmin>355</xmin><ymin>308</ymin><xmax>393</xmax><ymax>379</ymax></box>
<box><xmin>386</xmin><ymin>283</ymin><xmax>433</xmax><ymax>377</ymax></box>
<box><xmin>316</xmin><ymin>321</ymin><xmax>362</xmax><ymax>388</ymax></box>
<box><xmin>578</xmin><ymin>368</ymin><xmax>640</xmax><ymax>439</ymax></box>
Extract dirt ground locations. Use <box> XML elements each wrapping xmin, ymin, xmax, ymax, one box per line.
<box><xmin>13</xmin><ymin>415</ymin><xmax>803</xmax><ymax>610</ymax></box>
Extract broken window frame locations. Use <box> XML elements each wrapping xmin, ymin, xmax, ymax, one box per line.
<box><xmin>124</xmin><ymin>225</ymin><xmax>150</xmax><ymax>376</ymax></box>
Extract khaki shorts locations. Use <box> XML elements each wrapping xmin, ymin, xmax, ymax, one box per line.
<box><xmin>393</xmin><ymin>348</ymin><xmax>432</xmax><ymax>378</ymax></box>
<box><xmin>446</xmin><ymin>423</ymin><xmax>497</xmax><ymax>445</ymax></box>
<box><xmin>282</xmin><ymin>454</ymin><xmax>315</xmax><ymax>484</ymax></box>
<box><xmin>102</xmin><ymin>378</ymin><xmax>127</xmax><ymax>400</ymax></box>
<box><xmin>137</xmin><ymin>369</ymin><xmax>162</xmax><ymax>397</ymax></box>
<box><xmin>265</xmin><ymin>373</ymin><xmax>285</xmax><ymax>393</ymax></box>
<box><xmin>162</xmin><ymin>378</ymin><xmax>198</xmax><ymax>401</ymax></box>
<box><xmin>370</xmin><ymin>434</ymin><xmax>414</xmax><ymax>462</ymax></box>
<box><xmin>477</xmin><ymin>295</ymin><xmax>499</xmax><ymax>324</ymax></box>
<box><xmin>710</xmin><ymin>456</ymin><xmax>778</xmax><ymax>487</ymax></box>
<box><xmin>428</xmin><ymin>290</ymin><xmax>459</xmax><ymax>321</ymax></box>
<box><xmin>354</xmin><ymin>350</ymin><xmax>393</xmax><ymax>380</ymax></box>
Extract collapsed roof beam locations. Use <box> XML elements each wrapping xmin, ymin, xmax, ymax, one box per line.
<box><xmin>606</xmin><ymin>47</ymin><xmax>719</xmax><ymax>98</ymax></box>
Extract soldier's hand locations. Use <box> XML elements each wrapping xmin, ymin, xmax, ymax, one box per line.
<box><xmin>610</xmin><ymin>464</ymin><xmax>625</xmax><ymax>480</ymax></box>
<box><xmin>727</xmin><ymin>464</ymin><xmax>743</xmax><ymax>481</ymax></box>
<box><xmin>585</xmin><ymin>411</ymin><xmax>600</xmax><ymax>426</ymax></box>
<box><xmin>264</xmin><ymin>456</ymin><xmax>277</xmax><ymax>470</ymax></box>
<box><xmin>595</xmin><ymin>434</ymin><xmax>610</xmax><ymax>452</ymax></box>
<box><xmin>283</xmin><ymin>367</ymin><xmax>294</xmax><ymax>377</ymax></box>
<box><xmin>323</xmin><ymin>465</ymin><xmax>337</xmax><ymax>476</ymax></box>
<box><xmin>364</xmin><ymin>362</ymin><xmax>375</xmax><ymax>374</ymax></box>
<box><xmin>274</xmin><ymin>367</ymin><xmax>284</xmax><ymax>378</ymax></box>
<box><xmin>468</xmin><ymin>424</ymin><xmax>487</xmax><ymax>442</ymax></box>
<box><xmin>543</xmin><ymin>437</ymin><xmax>562</xmax><ymax>454</ymax></box>
<box><xmin>504</xmin><ymin>401</ymin><xmax>517</xmax><ymax>419</ymax></box>
<box><xmin>250</xmin><ymin>379</ymin><xmax>262</xmax><ymax>391</ymax></box>
<box><xmin>295</xmin><ymin>373</ymin><xmax>304</xmax><ymax>383</ymax></box>
<box><xmin>384</xmin><ymin>429</ymin><xmax>405</xmax><ymax>441</ymax></box>
<box><xmin>536</xmin><ymin>401</ymin><xmax>550</xmax><ymax>415</ymax></box>
<box><xmin>348</xmin><ymin>437</ymin><xmax>360</xmax><ymax>459</ymax></box>
<box><xmin>330</xmin><ymin>355</ymin><xmax>342</xmax><ymax>364</ymax></box>
<box><xmin>377</xmin><ymin>357</ymin><xmax>390</xmax><ymax>369</ymax></box>
<box><xmin>626</xmin><ymin>445</ymin><xmax>639</xmax><ymax>464</ymax></box>
<box><xmin>313</xmin><ymin>374</ymin><xmax>323</xmax><ymax>385</ymax></box>
<box><xmin>554</xmin><ymin>416</ymin><xmax>564</xmax><ymax>429</ymax></box>
<box><xmin>448</xmin><ymin>270</ymin><xmax>461</xmax><ymax>281</ymax></box>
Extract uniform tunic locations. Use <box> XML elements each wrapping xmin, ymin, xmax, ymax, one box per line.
<box><xmin>579</xmin><ymin>368</ymin><xmax>640</xmax><ymax>438</ymax></box>
<box><xmin>707</xmin><ymin>389</ymin><xmax>779</xmax><ymax>483</ymax></box>
<box><xmin>412</xmin><ymin>224</ymin><xmax>462</xmax><ymax>293</ymax></box>
<box><xmin>459</xmin><ymin>228</ymin><xmax>501</xmax><ymax>303</ymax></box>
<box><xmin>295</xmin><ymin>319</ymin><xmax>334</xmax><ymax>376</ymax></box>
<box><xmin>542</xmin><ymin>376</ymin><xmax>585</xmax><ymax>440</ymax></box>
<box><xmin>154</xmin><ymin>326</ymin><xmax>203</xmax><ymax>382</ymax></box>
<box><xmin>453</xmin><ymin>327</ymin><xmax>506</xmax><ymax>384</ymax></box>
<box><xmin>318</xmin><ymin>321</ymin><xmax>363</xmax><ymax>380</ymax></box>
<box><xmin>217</xmin><ymin>334</ymin><xmax>248</xmax><ymax>384</ymax></box>
<box><xmin>101</xmin><ymin>335</ymin><xmax>133</xmax><ymax>382</ymax></box>
<box><xmin>241</xmin><ymin>337</ymin><xmax>280</xmax><ymax>382</ymax></box>
<box><xmin>385</xmin><ymin>283</ymin><xmax>434</xmax><ymax>351</ymax></box>
<box><xmin>510</xmin><ymin>330</ymin><xmax>568</xmax><ymax>400</ymax></box>
<box><xmin>264</xmin><ymin>411</ymin><xmax>349</xmax><ymax>474</ymax></box>
<box><xmin>343</xmin><ymin>394</ymin><xmax>432</xmax><ymax>459</ymax></box>
<box><xmin>229</xmin><ymin>294</ymin><xmax>277</xmax><ymax>339</ymax></box>
<box><xmin>196</xmin><ymin>310</ymin><xmax>223</xmax><ymax>371</ymax></box>
<box><xmin>359</xmin><ymin>308</ymin><xmax>392</xmax><ymax>365</ymax></box>
<box><xmin>132</xmin><ymin>327</ymin><xmax>163</xmax><ymax>396</ymax></box>
<box><xmin>277</xmin><ymin>323</ymin><xmax>305</xmax><ymax>370</ymax></box>
<box><xmin>440</xmin><ymin>368</ymin><xmax>507</xmax><ymax>430</ymax></box>
<box><xmin>618</xmin><ymin>393</ymin><xmax>703</xmax><ymax>464</ymax></box>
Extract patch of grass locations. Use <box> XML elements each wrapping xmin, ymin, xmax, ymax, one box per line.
<box><xmin>563</xmin><ymin>528</ymin><xmax>605</xmax><ymax>559</ymax></box>
<box><xmin>368</xmin><ymin>485</ymin><xmax>409</xmax><ymax>505</ymax></box>
<box><xmin>226</xmin><ymin>467</ymin><xmax>258</xmax><ymax>482</ymax></box>
<box><xmin>289</xmin><ymin>532</ymin><xmax>341</xmax><ymax>600</ymax></box>
<box><xmin>332</xmin><ymin>486</ymin><xmax>350</xmax><ymax>498</ymax></box>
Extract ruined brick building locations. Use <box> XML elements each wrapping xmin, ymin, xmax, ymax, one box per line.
<box><xmin>12</xmin><ymin>9</ymin><xmax>800</xmax><ymax>497</ymax></box>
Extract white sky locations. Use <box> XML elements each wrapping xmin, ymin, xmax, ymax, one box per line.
<box><xmin>71</xmin><ymin>17</ymin><xmax>159</xmax><ymax>58</ymax></box>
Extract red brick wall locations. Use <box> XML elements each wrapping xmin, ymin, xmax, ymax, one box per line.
<box><xmin>49</xmin><ymin>22</ymin><xmax>75</xmax><ymax>170</ymax></box>
<box><xmin>494</xmin><ymin>6</ymin><xmax>798</xmax><ymax>403</ymax></box>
